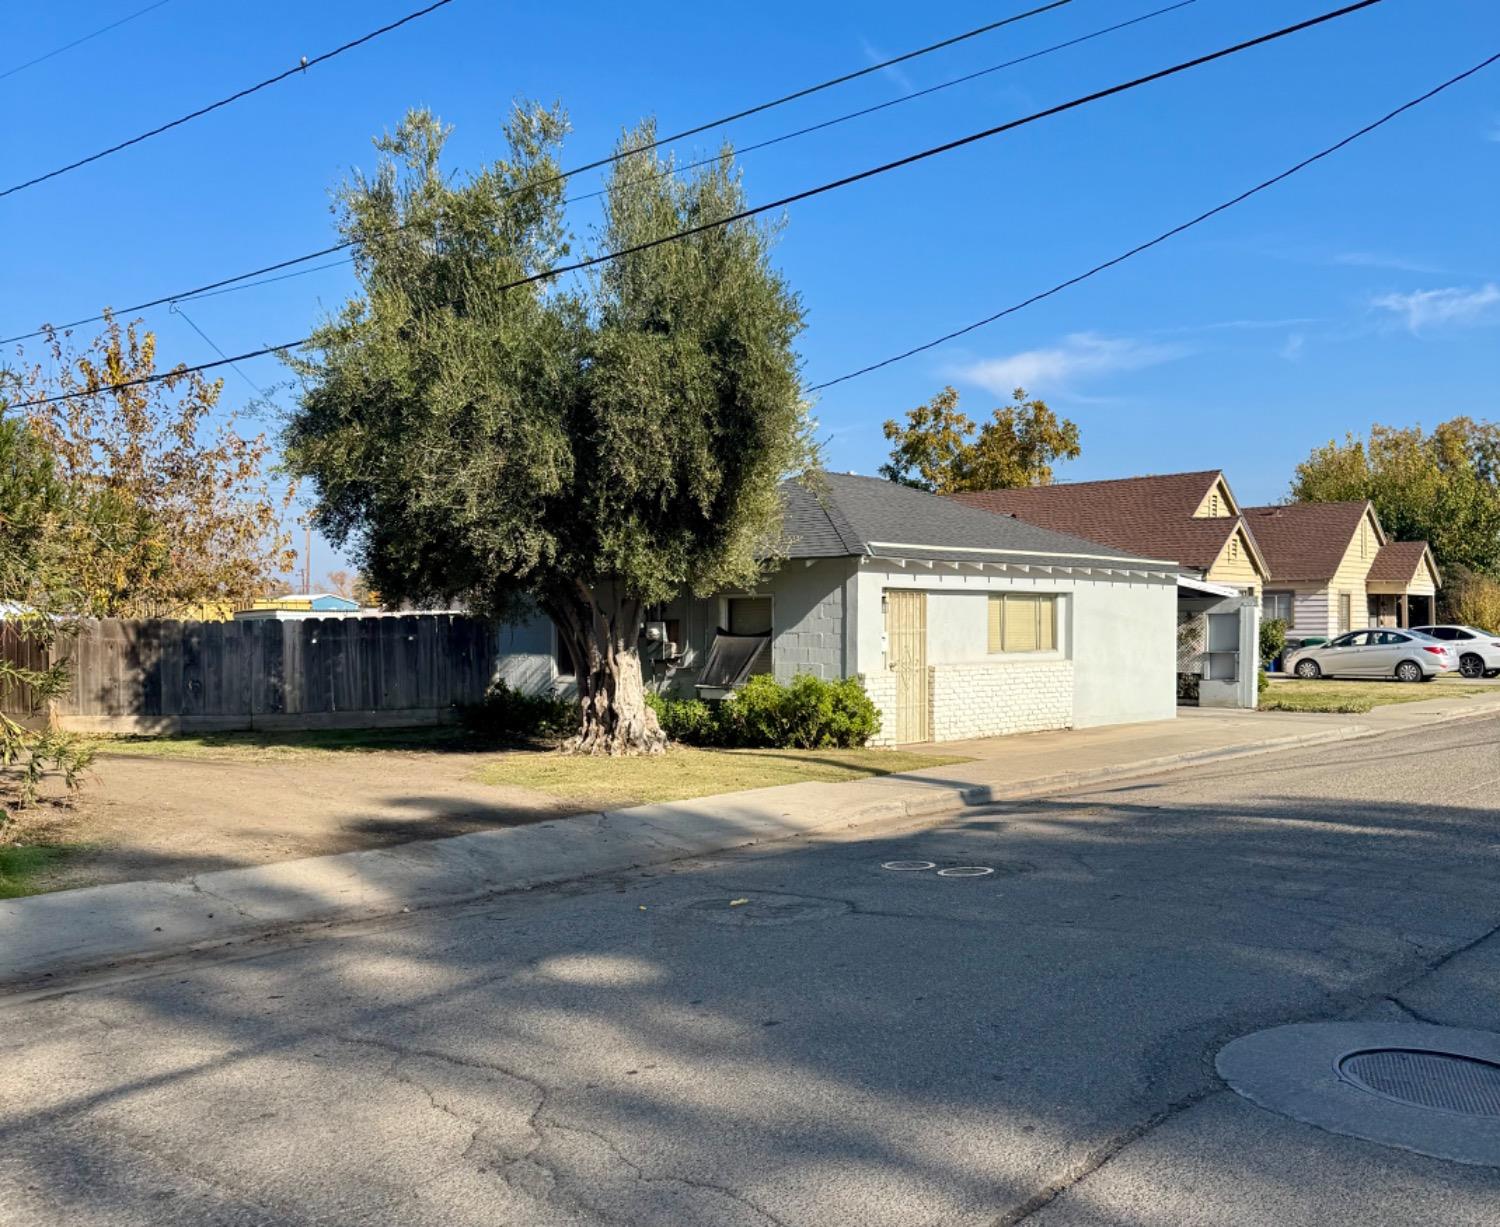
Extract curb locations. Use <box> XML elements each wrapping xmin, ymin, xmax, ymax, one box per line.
<box><xmin>0</xmin><ymin>707</ymin><xmax>1489</xmax><ymax>990</ymax></box>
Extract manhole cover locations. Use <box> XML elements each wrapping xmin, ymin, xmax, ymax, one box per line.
<box><xmin>1339</xmin><ymin>1049</ymin><xmax>1500</xmax><ymax>1117</ymax></box>
<box><xmin>1217</xmin><ymin>1022</ymin><xmax>1500</xmax><ymax>1167</ymax></box>
<box><xmin>882</xmin><ymin>860</ymin><xmax>936</xmax><ymax>871</ymax></box>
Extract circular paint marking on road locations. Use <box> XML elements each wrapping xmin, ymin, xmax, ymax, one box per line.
<box><xmin>936</xmin><ymin>866</ymin><xmax>995</xmax><ymax>878</ymax></box>
<box><xmin>881</xmin><ymin>860</ymin><xmax>936</xmax><ymax>872</ymax></box>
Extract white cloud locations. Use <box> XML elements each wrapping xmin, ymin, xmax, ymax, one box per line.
<box><xmin>1334</xmin><ymin>251</ymin><xmax>1446</xmax><ymax>275</ymax></box>
<box><xmin>860</xmin><ymin>38</ymin><xmax>914</xmax><ymax>93</ymax></box>
<box><xmin>1372</xmin><ymin>283</ymin><xmax>1500</xmax><ymax>331</ymax></box>
<box><xmin>1280</xmin><ymin>333</ymin><xmax>1305</xmax><ymax>361</ymax></box>
<box><xmin>948</xmin><ymin>332</ymin><xmax>1185</xmax><ymax>395</ymax></box>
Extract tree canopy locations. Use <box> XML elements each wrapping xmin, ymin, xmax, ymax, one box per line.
<box><xmin>285</xmin><ymin>106</ymin><xmax>810</xmax><ymax>752</ymax></box>
<box><xmin>1290</xmin><ymin>418</ymin><xmax>1500</xmax><ymax>578</ymax></box>
<box><xmin>10</xmin><ymin>316</ymin><xmax>295</xmax><ymax>616</ymax></box>
<box><xmin>880</xmin><ymin>386</ymin><xmax>1080</xmax><ymax>493</ymax></box>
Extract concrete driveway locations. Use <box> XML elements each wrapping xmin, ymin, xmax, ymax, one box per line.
<box><xmin>3</xmin><ymin>717</ymin><xmax>1499</xmax><ymax>1225</ymax></box>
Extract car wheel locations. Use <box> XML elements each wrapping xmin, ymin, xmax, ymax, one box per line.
<box><xmin>1295</xmin><ymin>660</ymin><xmax>1321</xmax><ymax>679</ymax></box>
<box><xmin>1395</xmin><ymin>660</ymin><xmax>1423</xmax><ymax>683</ymax></box>
<box><xmin>1460</xmin><ymin>653</ymin><xmax>1486</xmax><ymax>679</ymax></box>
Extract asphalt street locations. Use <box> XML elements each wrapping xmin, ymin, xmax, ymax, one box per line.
<box><xmin>4</xmin><ymin>715</ymin><xmax>1500</xmax><ymax>1225</ymax></box>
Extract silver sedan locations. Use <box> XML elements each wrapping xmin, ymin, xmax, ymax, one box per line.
<box><xmin>1285</xmin><ymin>628</ymin><xmax>1457</xmax><ymax>682</ymax></box>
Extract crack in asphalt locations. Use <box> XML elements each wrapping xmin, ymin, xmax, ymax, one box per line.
<box><xmin>993</xmin><ymin>915</ymin><xmax>1500</xmax><ymax>1224</ymax></box>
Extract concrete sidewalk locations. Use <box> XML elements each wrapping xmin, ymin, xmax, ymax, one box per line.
<box><xmin>5</xmin><ymin>692</ymin><xmax>1499</xmax><ymax>985</ymax></box>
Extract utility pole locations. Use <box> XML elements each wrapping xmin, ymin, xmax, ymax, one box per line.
<box><xmin>303</xmin><ymin>522</ymin><xmax>311</xmax><ymax>594</ymax></box>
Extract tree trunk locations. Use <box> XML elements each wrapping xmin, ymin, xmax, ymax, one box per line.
<box><xmin>546</xmin><ymin>579</ymin><xmax>667</xmax><ymax>756</ymax></box>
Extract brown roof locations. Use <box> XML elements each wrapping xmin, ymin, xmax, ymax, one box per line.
<box><xmin>1242</xmin><ymin>502</ymin><xmax>1373</xmax><ymax>582</ymax></box>
<box><xmin>950</xmin><ymin>470</ymin><xmax>1238</xmax><ymax>571</ymax></box>
<box><xmin>1368</xmin><ymin>539</ymin><xmax>1437</xmax><ymax>585</ymax></box>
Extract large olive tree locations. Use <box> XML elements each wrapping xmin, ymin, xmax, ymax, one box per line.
<box><xmin>286</xmin><ymin>107</ymin><xmax>809</xmax><ymax>753</ymax></box>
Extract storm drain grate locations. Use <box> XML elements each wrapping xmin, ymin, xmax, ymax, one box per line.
<box><xmin>1338</xmin><ymin>1049</ymin><xmax>1500</xmax><ymax>1117</ymax></box>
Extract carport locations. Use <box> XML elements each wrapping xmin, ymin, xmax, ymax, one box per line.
<box><xmin>1176</xmin><ymin>576</ymin><xmax>1261</xmax><ymax>708</ymax></box>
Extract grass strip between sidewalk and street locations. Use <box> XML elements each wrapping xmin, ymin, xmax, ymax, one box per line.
<box><xmin>474</xmin><ymin>746</ymin><xmax>966</xmax><ymax>810</ymax></box>
<box><xmin>1261</xmin><ymin>676</ymin><xmax>1493</xmax><ymax>714</ymax></box>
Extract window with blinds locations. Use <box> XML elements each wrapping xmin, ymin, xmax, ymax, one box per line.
<box><xmin>987</xmin><ymin>594</ymin><xmax>1058</xmax><ymax>654</ymax></box>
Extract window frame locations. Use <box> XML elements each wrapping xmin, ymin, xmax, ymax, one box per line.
<box><xmin>987</xmin><ymin>592</ymin><xmax>1060</xmax><ymax>655</ymax></box>
<box><xmin>1262</xmin><ymin>590</ymin><xmax>1294</xmax><ymax>624</ymax></box>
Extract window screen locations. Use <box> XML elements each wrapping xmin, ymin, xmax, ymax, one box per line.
<box><xmin>988</xmin><ymin>594</ymin><xmax>1058</xmax><ymax>654</ymax></box>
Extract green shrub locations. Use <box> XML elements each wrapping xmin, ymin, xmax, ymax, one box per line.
<box><xmin>653</xmin><ymin>673</ymin><xmax>881</xmax><ymax>749</ymax></box>
<box><xmin>460</xmin><ymin>681</ymin><xmax>577</xmax><ymax>742</ymax></box>
<box><xmin>1260</xmin><ymin>617</ymin><xmax>1287</xmax><ymax>665</ymax></box>
<box><xmin>645</xmin><ymin>693</ymin><xmax>722</xmax><ymax>746</ymax></box>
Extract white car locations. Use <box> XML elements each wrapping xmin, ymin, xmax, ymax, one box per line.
<box><xmin>1410</xmin><ymin>625</ymin><xmax>1500</xmax><ymax>679</ymax></box>
<box><xmin>1284</xmin><ymin>628</ymin><xmax>1456</xmax><ymax>682</ymax></box>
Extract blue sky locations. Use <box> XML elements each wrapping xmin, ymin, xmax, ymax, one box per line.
<box><xmin>3</xmin><ymin>0</ymin><xmax>1497</xmax><ymax>576</ymax></box>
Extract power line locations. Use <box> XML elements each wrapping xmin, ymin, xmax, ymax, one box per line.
<box><xmin>169</xmin><ymin>303</ymin><xmax>264</xmax><ymax>394</ymax></box>
<box><xmin>0</xmin><ymin>0</ymin><xmax>460</xmax><ymax>200</ymax></box>
<box><xmin>0</xmin><ymin>0</ymin><xmax>174</xmax><ymax>82</ymax></box>
<box><xmin>1</xmin><ymin>0</ymin><xmax>1073</xmax><ymax>344</ymax></box>
<box><xmin>25</xmin><ymin>0</ymin><xmax>1193</xmax><ymax>324</ymax></box>
<box><xmin>806</xmin><ymin>48</ymin><xmax>1500</xmax><ymax>392</ymax></box>
<box><xmin>564</xmin><ymin>0</ymin><xmax>1202</xmax><ymax>209</ymax></box>
<box><xmin>3</xmin><ymin>0</ymin><xmax>1390</xmax><ymax>412</ymax></box>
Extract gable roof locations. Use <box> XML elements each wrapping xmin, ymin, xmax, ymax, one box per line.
<box><xmin>1368</xmin><ymin>539</ymin><xmax>1440</xmax><ymax>587</ymax></box>
<box><xmin>947</xmin><ymin>470</ymin><xmax>1252</xmax><ymax>574</ymax></box>
<box><xmin>1243</xmin><ymin>501</ymin><xmax>1380</xmax><ymax>583</ymax></box>
<box><xmin>780</xmin><ymin>473</ymin><xmax>1173</xmax><ymax>568</ymax></box>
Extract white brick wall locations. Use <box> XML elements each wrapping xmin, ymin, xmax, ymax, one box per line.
<box><xmin>860</xmin><ymin>672</ymin><xmax>899</xmax><ymax>747</ymax></box>
<box><xmin>928</xmin><ymin>659</ymin><xmax>1073</xmax><ymax>742</ymax></box>
<box><xmin>861</xmin><ymin>660</ymin><xmax>1073</xmax><ymax>746</ymax></box>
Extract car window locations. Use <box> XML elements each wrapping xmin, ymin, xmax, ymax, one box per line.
<box><xmin>1376</xmin><ymin>631</ymin><xmax>1407</xmax><ymax>645</ymax></box>
<box><xmin>1416</xmin><ymin>626</ymin><xmax>1448</xmax><ymax>639</ymax></box>
<box><xmin>1453</xmin><ymin>629</ymin><xmax>1474</xmax><ymax>640</ymax></box>
<box><xmin>1334</xmin><ymin>632</ymin><xmax>1371</xmax><ymax>647</ymax></box>
<box><xmin>1328</xmin><ymin>633</ymin><xmax>1357</xmax><ymax>648</ymax></box>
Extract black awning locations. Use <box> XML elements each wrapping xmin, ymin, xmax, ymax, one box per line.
<box><xmin>695</xmin><ymin>628</ymin><xmax>770</xmax><ymax>691</ymax></box>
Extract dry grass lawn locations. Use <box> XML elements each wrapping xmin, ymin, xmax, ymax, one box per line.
<box><xmin>474</xmin><ymin>746</ymin><xmax>965</xmax><ymax>810</ymax></box>
<box><xmin>1261</xmin><ymin>676</ymin><xmax>1494</xmax><ymax>714</ymax></box>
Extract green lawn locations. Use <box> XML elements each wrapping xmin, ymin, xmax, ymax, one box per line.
<box><xmin>84</xmin><ymin>724</ymin><xmax>481</xmax><ymax>762</ymax></box>
<box><xmin>0</xmin><ymin>843</ymin><xmax>81</xmax><ymax>899</ymax></box>
<box><xmin>1261</xmin><ymin>676</ymin><xmax>1494</xmax><ymax>714</ymax></box>
<box><xmin>474</xmin><ymin>746</ymin><xmax>965</xmax><ymax>809</ymax></box>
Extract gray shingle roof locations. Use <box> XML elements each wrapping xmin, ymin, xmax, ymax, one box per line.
<box><xmin>780</xmin><ymin>473</ymin><xmax>1175</xmax><ymax>567</ymax></box>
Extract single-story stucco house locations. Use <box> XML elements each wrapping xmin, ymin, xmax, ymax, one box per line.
<box><xmin>1243</xmin><ymin>501</ymin><xmax>1440</xmax><ymax>637</ymax></box>
<box><xmin>496</xmin><ymin>473</ymin><xmax>1181</xmax><ymax>745</ymax></box>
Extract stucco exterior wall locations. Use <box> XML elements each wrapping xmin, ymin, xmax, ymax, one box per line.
<box><xmin>853</xmin><ymin>563</ymin><xmax>1176</xmax><ymax>733</ymax></box>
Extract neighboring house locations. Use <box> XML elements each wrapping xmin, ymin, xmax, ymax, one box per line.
<box><xmin>947</xmin><ymin>470</ymin><xmax>1266</xmax><ymax>709</ymax></box>
<box><xmin>947</xmin><ymin>470</ymin><xmax>1269</xmax><ymax>595</ymax></box>
<box><xmin>496</xmin><ymin>474</ymin><xmax>1181</xmax><ymax>744</ymax></box>
<box><xmin>1243</xmin><ymin>502</ymin><xmax>1440</xmax><ymax>637</ymax></box>
<box><xmin>232</xmin><ymin>593</ymin><xmax>362</xmax><ymax>620</ymax></box>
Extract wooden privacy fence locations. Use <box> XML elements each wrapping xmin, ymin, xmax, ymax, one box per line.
<box><xmin>1</xmin><ymin>615</ymin><xmax>496</xmax><ymax>734</ymax></box>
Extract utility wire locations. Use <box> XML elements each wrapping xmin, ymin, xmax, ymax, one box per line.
<box><xmin>1</xmin><ymin>0</ymin><xmax>1073</xmax><ymax>344</ymax></box>
<box><xmin>40</xmin><ymin>0</ymin><xmax>1194</xmax><ymax>321</ymax></box>
<box><xmin>0</xmin><ymin>0</ymin><xmax>174</xmax><ymax>82</ymax></box>
<box><xmin>806</xmin><ymin>48</ymin><xmax>1500</xmax><ymax>391</ymax></box>
<box><xmin>0</xmin><ymin>0</ymin><xmax>460</xmax><ymax>200</ymax></box>
<box><xmin>169</xmin><ymin>303</ymin><xmax>264</xmax><ymax>394</ymax></box>
<box><xmin>2</xmin><ymin>0</ymin><xmax>1390</xmax><ymax>411</ymax></box>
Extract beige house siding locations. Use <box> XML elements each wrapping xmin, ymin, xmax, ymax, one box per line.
<box><xmin>1289</xmin><ymin>587</ymin><xmax>1332</xmax><ymax>639</ymax></box>
<box><xmin>1324</xmin><ymin>506</ymin><xmax>1383</xmax><ymax>633</ymax></box>
<box><xmin>1205</xmin><ymin>525</ymin><xmax>1263</xmax><ymax>594</ymax></box>
<box><xmin>1193</xmin><ymin>477</ymin><xmax>1237</xmax><ymax>519</ymax></box>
